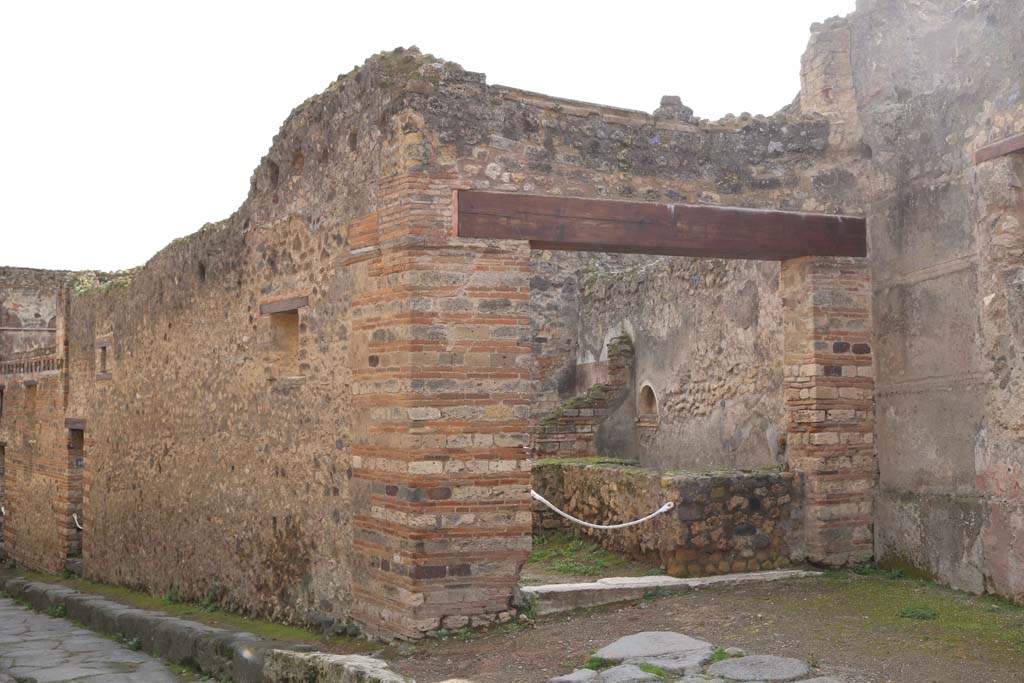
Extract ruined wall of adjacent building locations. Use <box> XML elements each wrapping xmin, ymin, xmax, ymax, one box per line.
<box><xmin>816</xmin><ymin>0</ymin><xmax>1024</xmax><ymax>600</ymax></box>
<box><xmin>0</xmin><ymin>268</ymin><xmax>64</xmax><ymax>358</ymax></box>
<box><xmin>0</xmin><ymin>268</ymin><xmax>70</xmax><ymax>571</ymax></box>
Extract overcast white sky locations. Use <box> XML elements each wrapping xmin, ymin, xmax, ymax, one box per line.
<box><xmin>1</xmin><ymin>0</ymin><xmax>856</xmax><ymax>272</ymax></box>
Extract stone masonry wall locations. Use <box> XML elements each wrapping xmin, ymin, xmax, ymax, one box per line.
<box><xmin>0</xmin><ymin>268</ymin><xmax>70</xmax><ymax>573</ymax></box>
<box><xmin>828</xmin><ymin>0</ymin><xmax>1024</xmax><ymax>600</ymax></box>
<box><xmin>0</xmin><ymin>372</ymin><xmax>71</xmax><ymax>574</ymax></box>
<box><xmin>0</xmin><ymin>267</ymin><xmax>65</xmax><ymax>359</ymax></box>
<box><xmin>57</xmin><ymin>51</ymin><xmax>430</xmax><ymax>629</ymax></box>
<box><xmin>3</xmin><ymin>35</ymin><xmax>875</xmax><ymax>638</ymax></box>
<box><xmin>534</xmin><ymin>335</ymin><xmax>633</xmax><ymax>460</ymax></box>
<box><xmin>576</xmin><ymin>257</ymin><xmax>785</xmax><ymax>471</ymax></box>
<box><xmin>533</xmin><ymin>461</ymin><xmax>804</xmax><ymax>576</ymax></box>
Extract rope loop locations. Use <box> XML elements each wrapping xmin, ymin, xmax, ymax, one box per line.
<box><xmin>530</xmin><ymin>490</ymin><xmax>674</xmax><ymax>530</ymax></box>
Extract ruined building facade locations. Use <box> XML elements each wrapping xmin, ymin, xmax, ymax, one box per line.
<box><xmin>1</xmin><ymin>0</ymin><xmax>1023</xmax><ymax>639</ymax></box>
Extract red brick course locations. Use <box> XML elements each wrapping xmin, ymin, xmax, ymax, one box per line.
<box><xmin>349</xmin><ymin>172</ymin><xmax>533</xmax><ymax>638</ymax></box>
<box><xmin>782</xmin><ymin>257</ymin><xmax>876</xmax><ymax>566</ymax></box>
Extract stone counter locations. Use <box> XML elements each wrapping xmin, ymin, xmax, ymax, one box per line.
<box><xmin>532</xmin><ymin>461</ymin><xmax>804</xmax><ymax>576</ymax></box>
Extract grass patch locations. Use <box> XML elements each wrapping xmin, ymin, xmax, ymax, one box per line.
<box><xmin>19</xmin><ymin>571</ymin><xmax>376</xmax><ymax>654</ymax></box>
<box><xmin>709</xmin><ymin>646</ymin><xmax>732</xmax><ymax>663</ymax></box>
<box><xmin>848</xmin><ymin>562</ymin><xmax>905</xmax><ymax>580</ymax></box>
<box><xmin>583</xmin><ymin>656</ymin><xmax>614</xmax><ymax>670</ymax></box>
<box><xmin>636</xmin><ymin>662</ymin><xmax>670</xmax><ymax>677</ymax></box>
<box><xmin>773</xmin><ymin>568</ymin><xmax>1024</xmax><ymax>661</ymax></box>
<box><xmin>528</xmin><ymin>531</ymin><xmax>662</xmax><ymax>578</ymax></box>
<box><xmin>899</xmin><ymin>606</ymin><xmax>939</xmax><ymax>620</ymax></box>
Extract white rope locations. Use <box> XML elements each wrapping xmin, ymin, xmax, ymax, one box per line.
<box><xmin>530</xmin><ymin>489</ymin><xmax>674</xmax><ymax>530</ymax></box>
<box><xmin>73</xmin><ymin>513</ymin><xmax>83</xmax><ymax>530</ymax></box>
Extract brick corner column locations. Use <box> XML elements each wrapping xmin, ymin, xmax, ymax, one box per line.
<box><xmin>348</xmin><ymin>172</ymin><xmax>533</xmax><ymax>639</ymax></box>
<box><xmin>781</xmin><ymin>256</ymin><xmax>876</xmax><ymax>566</ymax></box>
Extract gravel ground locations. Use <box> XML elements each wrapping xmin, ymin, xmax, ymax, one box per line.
<box><xmin>389</xmin><ymin>571</ymin><xmax>1024</xmax><ymax>683</ymax></box>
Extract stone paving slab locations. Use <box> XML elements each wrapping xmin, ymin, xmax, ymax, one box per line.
<box><xmin>707</xmin><ymin>654</ymin><xmax>811</xmax><ymax>681</ymax></box>
<box><xmin>593</xmin><ymin>631</ymin><xmax>714</xmax><ymax>675</ymax></box>
<box><xmin>0</xmin><ymin>597</ymin><xmax>186</xmax><ymax>682</ymax></box>
<box><xmin>550</xmin><ymin>630</ymin><xmax>849</xmax><ymax>683</ymax></box>
<box><xmin>2</xmin><ymin>578</ymin><xmax>412</xmax><ymax>683</ymax></box>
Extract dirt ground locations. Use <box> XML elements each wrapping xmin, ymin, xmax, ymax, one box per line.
<box><xmin>388</xmin><ymin>570</ymin><xmax>1024</xmax><ymax>683</ymax></box>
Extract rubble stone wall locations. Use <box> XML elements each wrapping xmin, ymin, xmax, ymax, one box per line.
<box><xmin>576</xmin><ymin>258</ymin><xmax>786</xmax><ymax>471</ymax></box>
<box><xmin>532</xmin><ymin>461</ymin><xmax>804</xmax><ymax>576</ymax></box>
<box><xmin>0</xmin><ymin>268</ymin><xmax>70</xmax><ymax>571</ymax></box>
<box><xmin>0</xmin><ymin>372</ymin><xmax>71</xmax><ymax>574</ymax></box>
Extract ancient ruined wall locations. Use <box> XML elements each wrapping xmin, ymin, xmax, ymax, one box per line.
<box><xmin>808</xmin><ymin>0</ymin><xmax>1024</xmax><ymax>600</ymax></box>
<box><xmin>0</xmin><ymin>374</ymin><xmax>71</xmax><ymax>574</ymax></box>
<box><xmin>58</xmin><ymin>52</ymin><xmax>433</xmax><ymax>628</ymax></box>
<box><xmin>577</xmin><ymin>258</ymin><xmax>785</xmax><ymax>471</ymax></box>
<box><xmin>411</xmin><ymin>78</ymin><xmax>868</xmax><ymax>424</ymax></box>
<box><xmin>65</xmin><ymin>208</ymin><xmax>362</xmax><ymax>629</ymax></box>
<box><xmin>480</xmin><ymin>95</ymin><xmax>867</xmax><ymax>472</ymax></box>
<box><xmin>1</xmin><ymin>41</ymin><xmax>878</xmax><ymax>637</ymax></box>
<box><xmin>0</xmin><ymin>268</ymin><xmax>65</xmax><ymax>358</ymax></box>
<box><xmin>0</xmin><ymin>268</ymin><xmax>70</xmax><ymax>571</ymax></box>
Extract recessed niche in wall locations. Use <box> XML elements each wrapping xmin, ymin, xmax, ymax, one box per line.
<box><xmin>95</xmin><ymin>339</ymin><xmax>113</xmax><ymax>380</ymax></box>
<box><xmin>24</xmin><ymin>381</ymin><xmax>37</xmax><ymax>418</ymax></box>
<box><xmin>68</xmin><ymin>427</ymin><xmax>85</xmax><ymax>469</ymax></box>
<box><xmin>637</xmin><ymin>383</ymin><xmax>659</xmax><ymax>428</ymax></box>
<box><xmin>259</xmin><ymin>293</ymin><xmax>309</xmax><ymax>380</ymax></box>
<box><xmin>270</xmin><ymin>310</ymin><xmax>300</xmax><ymax>377</ymax></box>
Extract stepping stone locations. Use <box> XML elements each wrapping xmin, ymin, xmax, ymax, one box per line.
<box><xmin>626</xmin><ymin>653</ymin><xmax>709</xmax><ymax>675</ymax></box>
<box><xmin>795</xmin><ymin>678</ymin><xmax>843</xmax><ymax>683</ymax></box>
<box><xmin>599</xmin><ymin>664</ymin><xmax>661</xmax><ymax>683</ymax></box>
<box><xmin>707</xmin><ymin>655</ymin><xmax>810</xmax><ymax>681</ymax></box>
<box><xmin>550</xmin><ymin>670</ymin><xmax>600</xmax><ymax>683</ymax></box>
<box><xmin>594</xmin><ymin>631</ymin><xmax>714</xmax><ymax>662</ymax></box>
<box><xmin>593</xmin><ymin>631</ymin><xmax>714</xmax><ymax>676</ymax></box>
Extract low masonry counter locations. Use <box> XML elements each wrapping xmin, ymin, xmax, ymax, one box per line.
<box><xmin>532</xmin><ymin>460</ymin><xmax>805</xmax><ymax>577</ymax></box>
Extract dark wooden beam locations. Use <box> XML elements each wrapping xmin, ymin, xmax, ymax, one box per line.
<box><xmin>259</xmin><ymin>295</ymin><xmax>309</xmax><ymax>316</ymax></box>
<box><xmin>455</xmin><ymin>191</ymin><xmax>866</xmax><ymax>260</ymax></box>
<box><xmin>974</xmin><ymin>132</ymin><xmax>1024</xmax><ymax>165</ymax></box>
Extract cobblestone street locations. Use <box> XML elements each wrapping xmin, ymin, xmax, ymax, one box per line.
<box><xmin>0</xmin><ymin>597</ymin><xmax>186</xmax><ymax>682</ymax></box>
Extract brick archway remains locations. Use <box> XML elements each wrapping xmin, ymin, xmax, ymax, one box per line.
<box><xmin>348</xmin><ymin>178</ymin><xmax>873</xmax><ymax>637</ymax></box>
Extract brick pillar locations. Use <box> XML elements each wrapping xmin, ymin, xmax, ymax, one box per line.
<box><xmin>348</xmin><ymin>173</ymin><xmax>533</xmax><ymax>639</ymax></box>
<box><xmin>781</xmin><ymin>256</ymin><xmax>876</xmax><ymax>565</ymax></box>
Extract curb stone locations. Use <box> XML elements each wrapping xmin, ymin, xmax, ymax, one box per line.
<box><xmin>1</xmin><ymin>577</ymin><xmax>410</xmax><ymax>683</ymax></box>
<box><xmin>515</xmin><ymin>569</ymin><xmax>821</xmax><ymax>616</ymax></box>
<box><xmin>264</xmin><ymin>651</ymin><xmax>411</xmax><ymax>683</ymax></box>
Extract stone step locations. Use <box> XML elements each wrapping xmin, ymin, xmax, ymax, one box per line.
<box><xmin>515</xmin><ymin>569</ymin><xmax>820</xmax><ymax>616</ymax></box>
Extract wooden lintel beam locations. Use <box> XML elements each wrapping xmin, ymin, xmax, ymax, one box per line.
<box><xmin>974</xmin><ymin>132</ymin><xmax>1024</xmax><ymax>165</ymax></box>
<box><xmin>454</xmin><ymin>191</ymin><xmax>866</xmax><ymax>260</ymax></box>
<box><xmin>259</xmin><ymin>295</ymin><xmax>309</xmax><ymax>316</ymax></box>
